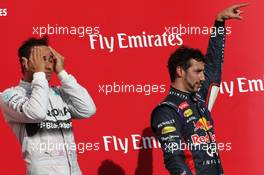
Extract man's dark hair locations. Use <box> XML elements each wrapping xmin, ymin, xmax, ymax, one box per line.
<box><xmin>18</xmin><ymin>36</ymin><xmax>49</xmax><ymax>64</ymax></box>
<box><xmin>168</xmin><ymin>46</ymin><xmax>205</xmax><ymax>82</ymax></box>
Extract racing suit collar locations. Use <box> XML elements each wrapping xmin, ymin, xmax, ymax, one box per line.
<box><xmin>169</xmin><ymin>86</ymin><xmax>196</xmax><ymax>101</ymax></box>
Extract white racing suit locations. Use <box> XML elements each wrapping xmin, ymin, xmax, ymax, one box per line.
<box><xmin>0</xmin><ymin>71</ymin><xmax>96</xmax><ymax>175</ymax></box>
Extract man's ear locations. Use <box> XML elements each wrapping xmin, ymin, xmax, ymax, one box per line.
<box><xmin>21</xmin><ymin>57</ymin><xmax>29</xmax><ymax>71</ymax></box>
<box><xmin>176</xmin><ymin>66</ymin><xmax>184</xmax><ymax>78</ymax></box>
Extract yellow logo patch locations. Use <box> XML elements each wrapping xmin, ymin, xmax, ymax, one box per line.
<box><xmin>184</xmin><ymin>109</ymin><xmax>193</xmax><ymax>117</ymax></box>
<box><xmin>161</xmin><ymin>126</ymin><xmax>176</xmax><ymax>134</ymax></box>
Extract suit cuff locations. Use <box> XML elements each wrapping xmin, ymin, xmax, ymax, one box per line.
<box><xmin>58</xmin><ymin>70</ymin><xmax>69</xmax><ymax>81</ymax></box>
<box><xmin>214</xmin><ymin>20</ymin><xmax>225</xmax><ymax>28</ymax></box>
<box><xmin>33</xmin><ymin>72</ymin><xmax>46</xmax><ymax>80</ymax></box>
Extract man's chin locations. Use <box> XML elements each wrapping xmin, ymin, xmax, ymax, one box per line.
<box><xmin>191</xmin><ymin>86</ymin><xmax>200</xmax><ymax>93</ymax></box>
<box><xmin>192</xmin><ymin>89</ymin><xmax>199</xmax><ymax>93</ymax></box>
<box><xmin>195</xmin><ymin>84</ymin><xmax>202</xmax><ymax>91</ymax></box>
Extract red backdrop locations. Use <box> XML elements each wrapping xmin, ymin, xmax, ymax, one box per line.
<box><xmin>0</xmin><ymin>0</ymin><xmax>263</xmax><ymax>174</ymax></box>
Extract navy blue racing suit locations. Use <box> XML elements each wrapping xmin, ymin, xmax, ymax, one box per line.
<box><xmin>151</xmin><ymin>21</ymin><xmax>226</xmax><ymax>175</ymax></box>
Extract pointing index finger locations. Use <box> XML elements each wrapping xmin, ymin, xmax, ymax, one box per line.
<box><xmin>232</xmin><ymin>3</ymin><xmax>249</xmax><ymax>10</ymax></box>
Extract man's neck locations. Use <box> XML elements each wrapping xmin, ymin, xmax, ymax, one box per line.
<box><xmin>22</xmin><ymin>72</ymin><xmax>33</xmax><ymax>83</ymax></box>
<box><xmin>171</xmin><ymin>81</ymin><xmax>190</xmax><ymax>94</ymax></box>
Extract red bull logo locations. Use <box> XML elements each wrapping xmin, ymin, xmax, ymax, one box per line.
<box><xmin>193</xmin><ymin>117</ymin><xmax>212</xmax><ymax>132</ymax></box>
<box><xmin>191</xmin><ymin>132</ymin><xmax>216</xmax><ymax>145</ymax></box>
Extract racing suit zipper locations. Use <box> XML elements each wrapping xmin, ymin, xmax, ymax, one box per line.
<box><xmin>196</xmin><ymin>102</ymin><xmax>221</xmax><ymax>175</ymax></box>
<box><xmin>49</xmin><ymin>98</ymin><xmax>72</xmax><ymax>175</ymax></box>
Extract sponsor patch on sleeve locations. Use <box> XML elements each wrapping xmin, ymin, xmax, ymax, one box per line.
<box><xmin>161</xmin><ymin>126</ymin><xmax>176</xmax><ymax>134</ymax></box>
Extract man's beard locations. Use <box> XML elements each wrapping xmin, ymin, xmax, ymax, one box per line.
<box><xmin>185</xmin><ymin>77</ymin><xmax>201</xmax><ymax>93</ymax></box>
